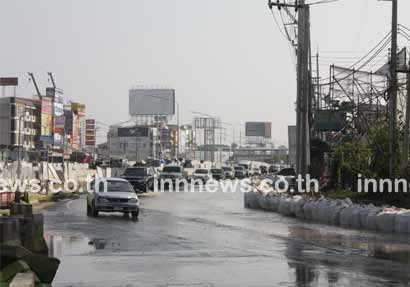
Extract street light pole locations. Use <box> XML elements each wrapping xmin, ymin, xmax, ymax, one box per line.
<box><xmin>176</xmin><ymin>101</ymin><xmax>180</xmax><ymax>159</ymax></box>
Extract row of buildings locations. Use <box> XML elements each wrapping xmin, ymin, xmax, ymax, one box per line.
<box><xmin>97</xmin><ymin>124</ymin><xmax>180</xmax><ymax>162</ymax></box>
<box><xmin>0</xmin><ymin>94</ymin><xmax>95</xmax><ymax>162</ymax></box>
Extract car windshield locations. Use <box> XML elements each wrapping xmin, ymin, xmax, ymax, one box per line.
<box><xmin>222</xmin><ymin>167</ymin><xmax>231</xmax><ymax>171</ymax></box>
<box><xmin>163</xmin><ymin>166</ymin><xmax>182</xmax><ymax>173</ymax></box>
<box><xmin>235</xmin><ymin>166</ymin><xmax>244</xmax><ymax>171</ymax></box>
<box><xmin>99</xmin><ymin>180</ymin><xmax>134</xmax><ymax>193</ymax></box>
<box><xmin>123</xmin><ymin>168</ymin><xmax>147</xmax><ymax>176</ymax></box>
<box><xmin>183</xmin><ymin>160</ymin><xmax>193</xmax><ymax>168</ymax></box>
<box><xmin>277</xmin><ymin>168</ymin><xmax>296</xmax><ymax>176</ymax></box>
<box><xmin>195</xmin><ymin>169</ymin><xmax>208</xmax><ymax>174</ymax></box>
<box><xmin>211</xmin><ymin>169</ymin><xmax>222</xmax><ymax>174</ymax></box>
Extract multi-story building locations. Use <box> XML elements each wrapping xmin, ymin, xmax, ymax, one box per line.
<box><xmin>0</xmin><ymin>94</ymin><xmax>89</xmax><ymax>161</ymax></box>
<box><xmin>0</xmin><ymin>97</ymin><xmax>38</xmax><ymax>160</ymax></box>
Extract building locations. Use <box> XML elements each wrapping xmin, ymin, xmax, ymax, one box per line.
<box><xmin>159</xmin><ymin>124</ymin><xmax>179</xmax><ymax>159</ymax></box>
<box><xmin>0</xmin><ymin>97</ymin><xmax>39</xmax><ymax>160</ymax></box>
<box><xmin>0</xmin><ymin>94</ymin><xmax>89</xmax><ymax>161</ymax></box>
<box><xmin>108</xmin><ymin>125</ymin><xmax>158</xmax><ymax>162</ymax></box>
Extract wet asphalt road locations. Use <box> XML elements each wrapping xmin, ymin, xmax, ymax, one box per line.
<box><xmin>43</xmin><ymin>183</ymin><xmax>410</xmax><ymax>287</ymax></box>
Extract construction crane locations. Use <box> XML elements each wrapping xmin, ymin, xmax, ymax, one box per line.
<box><xmin>47</xmin><ymin>72</ymin><xmax>56</xmax><ymax>89</ymax></box>
<box><xmin>28</xmin><ymin>73</ymin><xmax>41</xmax><ymax>97</ymax></box>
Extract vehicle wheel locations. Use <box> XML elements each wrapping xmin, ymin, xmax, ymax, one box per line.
<box><xmin>91</xmin><ymin>201</ymin><xmax>99</xmax><ymax>217</ymax></box>
<box><xmin>131</xmin><ymin>211</ymin><xmax>139</xmax><ymax>219</ymax></box>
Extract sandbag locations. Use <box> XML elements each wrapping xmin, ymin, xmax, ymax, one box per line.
<box><xmin>268</xmin><ymin>196</ymin><xmax>279</xmax><ymax>212</ymax></box>
<box><xmin>317</xmin><ymin>199</ymin><xmax>332</xmax><ymax>224</ymax></box>
<box><xmin>322</xmin><ymin>200</ymin><xmax>344</xmax><ymax>226</ymax></box>
<box><xmin>394</xmin><ymin>211</ymin><xmax>410</xmax><ymax>234</ymax></box>
<box><xmin>303</xmin><ymin>200</ymin><xmax>314</xmax><ymax>220</ymax></box>
<box><xmin>349</xmin><ymin>206</ymin><xmax>363</xmax><ymax>228</ymax></box>
<box><xmin>244</xmin><ymin>191</ymin><xmax>259</xmax><ymax>209</ymax></box>
<box><xmin>258</xmin><ymin>194</ymin><xmax>271</xmax><ymax>210</ymax></box>
<box><xmin>291</xmin><ymin>196</ymin><xmax>305</xmax><ymax>219</ymax></box>
<box><xmin>359</xmin><ymin>208</ymin><xmax>371</xmax><ymax>228</ymax></box>
<box><xmin>365</xmin><ymin>209</ymin><xmax>381</xmax><ymax>230</ymax></box>
<box><xmin>340</xmin><ymin>207</ymin><xmax>354</xmax><ymax>227</ymax></box>
<box><xmin>278</xmin><ymin>197</ymin><xmax>293</xmax><ymax>216</ymax></box>
<box><xmin>375</xmin><ymin>209</ymin><xmax>397</xmax><ymax>232</ymax></box>
<box><xmin>311</xmin><ymin>200</ymin><xmax>322</xmax><ymax>222</ymax></box>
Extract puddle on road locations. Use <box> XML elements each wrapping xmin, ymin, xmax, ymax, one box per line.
<box><xmin>45</xmin><ymin>233</ymin><xmax>122</xmax><ymax>259</ymax></box>
<box><xmin>288</xmin><ymin>226</ymin><xmax>410</xmax><ymax>263</ymax></box>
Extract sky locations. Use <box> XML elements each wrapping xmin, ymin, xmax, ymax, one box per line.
<box><xmin>1</xmin><ymin>0</ymin><xmax>410</xmax><ymax>146</ymax></box>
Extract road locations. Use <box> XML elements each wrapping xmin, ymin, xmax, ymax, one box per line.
<box><xmin>43</xmin><ymin>184</ymin><xmax>410</xmax><ymax>287</ymax></box>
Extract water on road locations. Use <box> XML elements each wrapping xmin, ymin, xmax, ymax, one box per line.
<box><xmin>43</xmin><ymin>186</ymin><xmax>410</xmax><ymax>287</ymax></box>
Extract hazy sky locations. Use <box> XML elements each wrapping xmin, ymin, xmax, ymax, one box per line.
<box><xmin>1</xmin><ymin>0</ymin><xmax>410</xmax><ymax>145</ymax></box>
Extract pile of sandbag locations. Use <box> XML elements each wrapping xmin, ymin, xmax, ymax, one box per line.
<box><xmin>244</xmin><ymin>190</ymin><xmax>410</xmax><ymax>234</ymax></box>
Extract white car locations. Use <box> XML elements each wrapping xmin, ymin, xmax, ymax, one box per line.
<box><xmin>192</xmin><ymin>169</ymin><xmax>212</xmax><ymax>183</ymax></box>
<box><xmin>87</xmin><ymin>177</ymin><xmax>140</xmax><ymax>219</ymax></box>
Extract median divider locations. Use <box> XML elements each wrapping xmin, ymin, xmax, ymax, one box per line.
<box><xmin>244</xmin><ymin>188</ymin><xmax>410</xmax><ymax>234</ymax></box>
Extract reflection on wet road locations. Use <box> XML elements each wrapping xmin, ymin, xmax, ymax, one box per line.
<box><xmin>43</xmin><ymin>187</ymin><xmax>410</xmax><ymax>287</ymax></box>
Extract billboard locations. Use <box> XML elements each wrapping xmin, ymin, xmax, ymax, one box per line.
<box><xmin>0</xmin><ymin>77</ymin><xmax>18</xmax><ymax>86</ymax></box>
<box><xmin>54</xmin><ymin>116</ymin><xmax>65</xmax><ymax>134</ymax></box>
<box><xmin>129</xmin><ymin>89</ymin><xmax>175</xmax><ymax>115</ymax></box>
<box><xmin>245</xmin><ymin>122</ymin><xmax>272</xmax><ymax>138</ymax></box>
<box><xmin>41</xmin><ymin>97</ymin><xmax>53</xmax><ymax>136</ymax></box>
<box><xmin>71</xmin><ymin>103</ymin><xmax>86</xmax><ymax>116</ymax></box>
<box><xmin>85</xmin><ymin>119</ymin><xmax>96</xmax><ymax>146</ymax></box>
<box><xmin>313</xmin><ymin>111</ymin><xmax>346</xmax><ymax>132</ymax></box>
<box><xmin>118</xmin><ymin>127</ymin><xmax>149</xmax><ymax>138</ymax></box>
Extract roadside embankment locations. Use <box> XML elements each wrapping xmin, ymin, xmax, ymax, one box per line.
<box><xmin>244</xmin><ymin>189</ymin><xmax>410</xmax><ymax>234</ymax></box>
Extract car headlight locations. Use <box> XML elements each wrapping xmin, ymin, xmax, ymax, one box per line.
<box><xmin>128</xmin><ymin>198</ymin><xmax>138</xmax><ymax>203</ymax></box>
<box><xmin>99</xmin><ymin>197</ymin><xmax>109</xmax><ymax>203</ymax></box>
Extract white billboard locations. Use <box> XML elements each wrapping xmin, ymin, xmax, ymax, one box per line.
<box><xmin>129</xmin><ymin>89</ymin><xmax>175</xmax><ymax>116</ymax></box>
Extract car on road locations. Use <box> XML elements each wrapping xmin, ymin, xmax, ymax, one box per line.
<box><xmin>192</xmin><ymin>168</ymin><xmax>212</xmax><ymax>183</ymax></box>
<box><xmin>87</xmin><ymin>177</ymin><xmax>140</xmax><ymax>219</ymax></box>
<box><xmin>120</xmin><ymin>166</ymin><xmax>157</xmax><ymax>193</ymax></box>
<box><xmin>238</xmin><ymin>164</ymin><xmax>250</xmax><ymax>177</ymax></box>
<box><xmin>210</xmin><ymin>168</ymin><xmax>225</xmax><ymax>181</ymax></box>
<box><xmin>159</xmin><ymin>165</ymin><xmax>185</xmax><ymax>185</ymax></box>
<box><xmin>234</xmin><ymin>166</ymin><xmax>247</xmax><ymax>179</ymax></box>
<box><xmin>222</xmin><ymin>166</ymin><xmax>235</xmax><ymax>179</ymax></box>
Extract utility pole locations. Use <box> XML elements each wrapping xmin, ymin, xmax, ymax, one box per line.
<box><xmin>269</xmin><ymin>0</ymin><xmax>311</xmax><ymax>177</ymax></box>
<box><xmin>15</xmin><ymin>108</ymin><xmax>24</xmax><ymax>203</ymax></box>
<box><xmin>389</xmin><ymin>0</ymin><xmax>398</xmax><ymax>179</ymax></box>
<box><xmin>402</xmin><ymin>58</ymin><xmax>410</xmax><ymax>173</ymax></box>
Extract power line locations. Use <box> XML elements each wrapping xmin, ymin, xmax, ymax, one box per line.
<box><xmin>319</xmin><ymin>32</ymin><xmax>392</xmax><ymax>84</ymax></box>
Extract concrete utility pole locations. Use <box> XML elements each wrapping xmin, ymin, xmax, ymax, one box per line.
<box><xmin>402</xmin><ymin>58</ymin><xmax>410</xmax><ymax>173</ymax></box>
<box><xmin>269</xmin><ymin>0</ymin><xmax>311</xmax><ymax>177</ymax></box>
<box><xmin>15</xmin><ymin>108</ymin><xmax>24</xmax><ymax>203</ymax></box>
<box><xmin>388</xmin><ymin>0</ymin><xmax>398</xmax><ymax>179</ymax></box>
